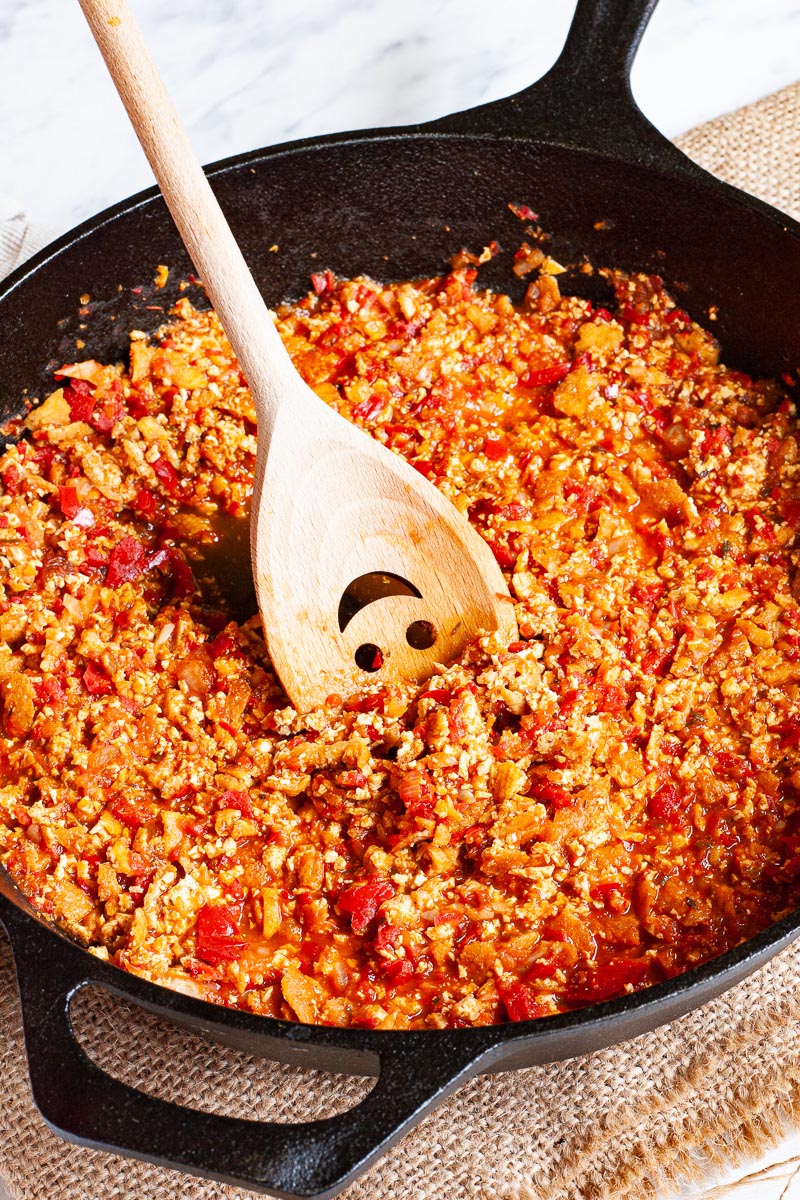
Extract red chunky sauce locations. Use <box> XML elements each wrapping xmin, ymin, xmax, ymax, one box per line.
<box><xmin>1</xmin><ymin>256</ymin><xmax>800</xmax><ymax>1029</ymax></box>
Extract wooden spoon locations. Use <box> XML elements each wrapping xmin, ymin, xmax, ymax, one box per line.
<box><xmin>78</xmin><ymin>0</ymin><xmax>517</xmax><ymax>710</ymax></box>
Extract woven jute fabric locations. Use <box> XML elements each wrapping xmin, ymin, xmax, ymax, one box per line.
<box><xmin>3</xmin><ymin>80</ymin><xmax>800</xmax><ymax>1200</ymax></box>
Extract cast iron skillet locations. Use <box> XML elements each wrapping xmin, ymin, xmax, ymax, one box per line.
<box><xmin>2</xmin><ymin>1</ymin><xmax>800</xmax><ymax>1196</ymax></box>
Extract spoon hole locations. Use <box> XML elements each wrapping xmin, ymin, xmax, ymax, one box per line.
<box><xmin>406</xmin><ymin>620</ymin><xmax>437</xmax><ymax>650</ymax></box>
<box><xmin>355</xmin><ymin>643</ymin><xmax>384</xmax><ymax>672</ymax></box>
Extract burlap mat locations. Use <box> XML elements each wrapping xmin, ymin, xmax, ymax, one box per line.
<box><xmin>3</xmin><ymin>80</ymin><xmax>800</xmax><ymax>1200</ymax></box>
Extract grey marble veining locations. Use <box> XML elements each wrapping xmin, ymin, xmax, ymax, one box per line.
<box><xmin>1</xmin><ymin>0</ymin><xmax>800</xmax><ymax>232</ymax></box>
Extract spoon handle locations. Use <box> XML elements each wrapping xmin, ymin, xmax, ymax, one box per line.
<box><xmin>78</xmin><ymin>0</ymin><xmax>294</xmax><ymax>430</ymax></box>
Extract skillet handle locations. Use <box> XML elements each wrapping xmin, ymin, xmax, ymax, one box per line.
<box><xmin>432</xmin><ymin>0</ymin><xmax>698</xmax><ymax>174</ymax></box>
<box><xmin>3</xmin><ymin>906</ymin><xmax>487</xmax><ymax>1200</ymax></box>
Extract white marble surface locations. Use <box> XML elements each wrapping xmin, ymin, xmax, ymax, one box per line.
<box><xmin>2</xmin><ymin>1</ymin><xmax>800</xmax><ymax>1199</ymax></box>
<box><xmin>2</xmin><ymin>0</ymin><xmax>800</xmax><ymax>235</ymax></box>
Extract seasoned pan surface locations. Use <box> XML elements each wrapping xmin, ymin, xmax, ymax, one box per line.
<box><xmin>2</xmin><ymin>1</ymin><xmax>800</xmax><ymax>1195</ymax></box>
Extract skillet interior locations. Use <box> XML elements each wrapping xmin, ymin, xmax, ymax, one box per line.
<box><xmin>3</xmin><ymin>125</ymin><xmax>800</xmax><ymax>1039</ymax></box>
<box><xmin>2</xmin><ymin>124</ymin><xmax>800</xmax><ymax>1198</ymax></box>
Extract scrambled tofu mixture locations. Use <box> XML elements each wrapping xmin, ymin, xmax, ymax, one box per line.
<box><xmin>2</xmin><ymin>260</ymin><xmax>800</xmax><ymax>1030</ymax></box>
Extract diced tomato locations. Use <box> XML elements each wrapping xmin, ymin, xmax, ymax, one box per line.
<box><xmin>631</xmin><ymin>580</ymin><xmax>666</xmax><ymax>606</ymax></box>
<box><xmin>215</xmin><ymin>789</ymin><xmax>254</xmax><ymax>817</ymax></box>
<box><xmin>648</xmin><ymin>782</ymin><xmax>684</xmax><ymax>822</ymax></box>
<box><xmin>106</xmin><ymin>535</ymin><xmax>149</xmax><ymax>587</ymax></box>
<box><xmin>529</xmin><ymin>780</ymin><xmax>574</xmax><ymax>809</ymax></box>
<box><xmin>374</xmin><ymin>923</ymin><xmax>401</xmax><ymax>952</ymax></box>
<box><xmin>383</xmin><ymin>958</ymin><xmax>413</xmax><ymax>985</ymax></box>
<box><xmin>35</xmin><ymin>677</ymin><xmax>65</xmax><ymax>705</ymax></box>
<box><xmin>195</xmin><ymin>903</ymin><xmax>246</xmax><ymax>965</ymax></box>
<box><xmin>418</xmin><ymin>687</ymin><xmax>451</xmax><ymax>705</ymax></box>
<box><xmin>488</xmin><ymin>539</ymin><xmax>516</xmax><ymax>568</ymax></box>
<box><xmin>344</xmin><ymin>690</ymin><xmax>385</xmax><ymax>714</ymax></box>
<box><xmin>110</xmin><ymin>795</ymin><xmax>156</xmax><ymax>828</ymax></box>
<box><xmin>83</xmin><ymin>661</ymin><xmax>114</xmax><ymax>696</ymax></box>
<box><xmin>483</xmin><ymin>435</ymin><xmax>509</xmax><ymax>460</ymax></box>
<box><xmin>338</xmin><ymin>878</ymin><xmax>394</xmax><ymax>936</ymax></box>
<box><xmin>499</xmin><ymin>980</ymin><xmax>550</xmax><ymax>1022</ymax></box>
<box><xmin>640</xmin><ymin>646</ymin><xmax>674</xmax><ymax>676</ymax></box>
<box><xmin>522</xmin><ymin>361</ymin><xmax>571</xmax><ymax>387</ymax></box>
<box><xmin>397</xmin><ymin>767</ymin><xmax>435</xmax><ymax>818</ymax></box>
<box><xmin>566</xmin><ymin>957</ymin><xmax>650</xmax><ymax>1005</ymax></box>
<box><xmin>774</xmin><ymin>716</ymin><xmax>800</xmax><ymax>750</ymax></box>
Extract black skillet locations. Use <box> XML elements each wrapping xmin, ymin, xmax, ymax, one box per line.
<box><xmin>2</xmin><ymin>0</ymin><xmax>800</xmax><ymax>1196</ymax></box>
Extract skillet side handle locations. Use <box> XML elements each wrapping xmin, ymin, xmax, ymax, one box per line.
<box><xmin>432</xmin><ymin>0</ymin><xmax>698</xmax><ymax>174</ymax></box>
<box><xmin>4</xmin><ymin>912</ymin><xmax>487</xmax><ymax>1200</ymax></box>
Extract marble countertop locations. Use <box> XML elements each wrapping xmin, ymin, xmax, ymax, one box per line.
<box><xmin>3</xmin><ymin>0</ymin><xmax>800</xmax><ymax>235</ymax></box>
<box><xmin>1</xmin><ymin>2</ymin><xmax>800</xmax><ymax>1199</ymax></box>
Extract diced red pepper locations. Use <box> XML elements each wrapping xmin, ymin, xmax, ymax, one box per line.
<box><xmin>83</xmin><ymin>661</ymin><xmax>114</xmax><ymax>696</ymax></box>
<box><xmin>165</xmin><ymin>550</ymin><xmax>195</xmax><ymax>599</ymax></box>
<box><xmin>84</xmin><ymin>544</ymin><xmax>108</xmax><ymax>569</ymax></box>
<box><xmin>209</xmin><ymin>631</ymin><xmax>237</xmax><ymax>659</ymax></box>
<box><xmin>418</xmin><ymin>687</ymin><xmax>451</xmax><ymax>705</ymax></box>
<box><xmin>152</xmin><ymin>456</ymin><xmax>181</xmax><ymax>497</ymax></box>
<box><xmin>499</xmin><ymin>981</ymin><xmax>550</xmax><ymax>1022</ymax></box>
<box><xmin>508</xmin><ymin>203</ymin><xmax>539</xmax><ymax>222</ymax></box>
<box><xmin>620</xmin><ymin>304</ymin><xmax>652</xmax><ymax>327</ymax></box>
<box><xmin>106</xmin><ymin>535</ymin><xmax>149</xmax><ymax>587</ymax></box>
<box><xmin>126</xmin><ymin>391</ymin><xmax>150</xmax><ymax>418</ymax></box>
<box><xmin>352</xmin><ymin>394</ymin><xmax>383</xmax><ymax>423</ymax></box>
<box><xmin>134</xmin><ymin>487</ymin><xmax>158</xmax><ymax>518</ymax></box>
<box><xmin>58</xmin><ymin>485</ymin><xmax>81</xmax><ymax>518</ymax></box>
<box><xmin>2</xmin><ymin>464</ymin><xmax>22</xmax><ymax>495</ymax></box>
<box><xmin>397</xmin><ymin>767</ymin><xmax>435</xmax><ymax>818</ymax></box>
<box><xmin>195</xmin><ymin>903</ymin><xmax>246</xmax><ymax>965</ymax></box>
<box><xmin>338</xmin><ymin>878</ymin><xmax>394</xmax><ymax>936</ymax></box>
<box><xmin>310</xmin><ymin>269</ymin><xmax>336</xmax><ymax>295</ymax></box>
<box><xmin>64</xmin><ymin>379</ymin><xmax>95</xmax><ymax>423</ymax></box>
<box><xmin>90</xmin><ymin>392</ymin><xmax>124</xmax><ymax>433</ymax></box>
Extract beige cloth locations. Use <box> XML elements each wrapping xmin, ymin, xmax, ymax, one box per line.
<box><xmin>3</xmin><ymin>80</ymin><xmax>800</xmax><ymax>1200</ymax></box>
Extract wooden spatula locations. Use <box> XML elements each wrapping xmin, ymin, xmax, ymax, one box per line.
<box><xmin>78</xmin><ymin>0</ymin><xmax>518</xmax><ymax>711</ymax></box>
